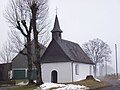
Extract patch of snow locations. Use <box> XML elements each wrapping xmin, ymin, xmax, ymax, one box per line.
<box><xmin>40</xmin><ymin>83</ymin><xmax>66</xmax><ymax>90</ymax></box>
<box><xmin>56</xmin><ymin>84</ymin><xmax>88</xmax><ymax>90</ymax></box>
<box><xmin>34</xmin><ymin>80</ymin><xmax>37</xmax><ymax>83</ymax></box>
<box><xmin>16</xmin><ymin>81</ymin><xmax>28</xmax><ymax>86</ymax></box>
<box><xmin>35</xmin><ymin>83</ymin><xmax>89</xmax><ymax>90</ymax></box>
<box><xmin>95</xmin><ymin>78</ymin><xmax>101</xmax><ymax>82</ymax></box>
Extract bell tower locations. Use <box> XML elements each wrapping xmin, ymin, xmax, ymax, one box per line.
<box><xmin>51</xmin><ymin>15</ymin><xmax>63</xmax><ymax>40</ymax></box>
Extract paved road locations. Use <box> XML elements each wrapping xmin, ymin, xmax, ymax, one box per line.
<box><xmin>0</xmin><ymin>86</ymin><xmax>18</xmax><ymax>90</ymax></box>
<box><xmin>97</xmin><ymin>79</ymin><xmax>120</xmax><ymax>90</ymax></box>
<box><xmin>0</xmin><ymin>87</ymin><xmax>10</xmax><ymax>90</ymax></box>
<box><xmin>98</xmin><ymin>85</ymin><xmax>120</xmax><ymax>90</ymax></box>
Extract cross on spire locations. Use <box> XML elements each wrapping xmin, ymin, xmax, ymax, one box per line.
<box><xmin>55</xmin><ymin>7</ymin><xmax>58</xmax><ymax>15</ymax></box>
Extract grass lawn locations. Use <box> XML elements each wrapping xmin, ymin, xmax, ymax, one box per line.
<box><xmin>66</xmin><ymin>79</ymin><xmax>110</xmax><ymax>90</ymax></box>
<box><xmin>10</xmin><ymin>78</ymin><xmax>110</xmax><ymax>90</ymax></box>
<box><xmin>10</xmin><ymin>85</ymin><xmax>37</xmax><ymax>90</ymax></box>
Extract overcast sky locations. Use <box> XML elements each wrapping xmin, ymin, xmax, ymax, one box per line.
<box><xmin>0</xmin><ymin>0</ymin><xmax>120</xmax><ymax>73</ymax></box>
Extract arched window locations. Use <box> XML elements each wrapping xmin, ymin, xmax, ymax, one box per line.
<box><xmin>75</xmin><ymin>64</ymin><xmax>79</xmax><ymax>75</ymax></box>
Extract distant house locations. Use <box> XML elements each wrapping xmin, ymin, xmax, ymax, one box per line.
<box><xmin>12</xmin><ymin>43</ymin><xmax>46</xmax><ymax>80</ymax></box>
<box><xmin>40</xmin><ymin>15</ymin><xmax>94</xmax><ymax>83</ymax></box>
<box><xmin>0</xmin><ymin>63</ymin><xmax>11</xmax><ymax>81</ymax></box>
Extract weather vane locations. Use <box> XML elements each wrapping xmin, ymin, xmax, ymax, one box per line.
<box><xmin>55</xmin><ymin>7</ymin><xmax>58</xmax><ymax>15</ymax></box>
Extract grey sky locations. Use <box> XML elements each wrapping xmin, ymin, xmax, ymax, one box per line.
<box><xmin>0</xmin><ymin>0</ymin><xmax>9</xmax><ymax>47</ymax></box>
<box><xmin>0</xmin><ymin>0</ymin><xmax>120</xmax><ymax>73</ymax></box>
<box><xmin>50</xmin><ymin>0</ymin><xmax>120</xmax><ymax>74</ymax></box>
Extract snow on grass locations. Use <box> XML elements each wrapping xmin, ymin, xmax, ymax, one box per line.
<box><xmin>56</xmin><ymin>84</ymin><xmax>88</xmax><ymax>90</ymax></box>
<box><xmin>95</xmin><ymin>78</ymin><xmax>101</xmax><ymax>82</ymax></box>
<box><xmin>34</xmin><ymin>80</ymin><xmax>37</xmax><ymax>83</ymax></box>
<box><xmin>34</xmin><ymin>83</ymin><xmax>89</xmax><ymax>90</ymax></box>
<box><xmin>40</xmin><ymin>83</ymin><xmax>66</xmax><ymax>89</ymax></box>
<box><xmin>16</xmin><ymin>81</ymin><xmax>28</xmax><ymax>86</ymax></box>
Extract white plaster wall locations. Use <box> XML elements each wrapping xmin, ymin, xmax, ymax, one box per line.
<box><xmin>41</xmin><ymin>62</ymin><xmax>72</xmax><ymax>83</ymax></box>
<box><xmin>73</xmin><ymin>63</ymin><xmax>93</xmax><ymax>81</ymax></box>
<box><xmin>90</xmin><ymin>65</ymin><xmax>94</xmax><ymax>77</ymax></box>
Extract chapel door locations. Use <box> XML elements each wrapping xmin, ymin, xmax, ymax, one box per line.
<box><xmin>51</xmin><ymin>70</ymin><xmax>57</xmax><ymax>83</ymax></box>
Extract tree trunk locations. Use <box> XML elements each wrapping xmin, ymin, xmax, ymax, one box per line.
<box><xmin>26</xmin><ymin>35</ymin><xmax>33</xmax><ymax>84</ymax></box>
<box><xmin>33</xmin><ymin>34</ymin><xmax>43</xmax><ymax>85</ymax></box>
<box><xmin>31</xmin><ymin>3</ymin><xmax>43</xmax><ymax>85</ymax></box>
<box><xmin>34</xmin><ymin>60</ymin><xmax>43</xmax><ymax>85</ymax></box>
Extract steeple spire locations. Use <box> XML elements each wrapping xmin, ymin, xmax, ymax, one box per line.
<box><xmin>51</xmin><ymin>15</ymin><xmax>63</xmax><ymax>40</ymax></box>
<box><xmin>51</xmin><ymin>15</ymin><xmax>62</xmax><ymax>33</ymax></box>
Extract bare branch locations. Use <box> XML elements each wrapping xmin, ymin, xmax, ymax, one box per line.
<box><xmin>82</xmin><ymin>38</ymin><xmax>111</xmax><ymax>76</ymax></box>
<box><xmin>5</xmin><ymin>0</ymin><xmax>49</xmax><ymax>85</ymax></box>
<box><xmin>0</xmin><ymin>40</ymin><xmax>15</xmax><ymax>63</ymax></box>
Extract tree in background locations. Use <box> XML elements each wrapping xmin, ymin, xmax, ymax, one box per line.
<box><xmin>5</xmin><ymin>0</ymin><xmax>49</xmax><ymax>85</ymax></box>
<box><xmin>0</xmin><ymin>40</ymin><xmax>15</xmax><ymax>63</ymax></box>
<box><xmin>82</xmin><ymin>38</ymin><xmax>111</xmax><ymax>77</ymax></box>
<box><xmin>8</xmin><ymin>30</ymin><xmax>26</xmax><ymax>54</ymax></box>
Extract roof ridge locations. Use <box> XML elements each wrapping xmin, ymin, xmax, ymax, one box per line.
<box><xmin>62</xmin><ymin>39</ymin><xmax>79</xmax><ymax>45</ymax></box>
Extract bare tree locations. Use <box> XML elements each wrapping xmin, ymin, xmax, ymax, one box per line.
<box><xmin>5</xmin><ymin>0</ymin><xmax>33</xmax><ymax>84</ymax></box>
<box><xmin>5</xmin><ymin>0</ymin><xmax>49</xmax><ymax>85</ymax></box>
<box><xmin>82</xmin><ymin>38</ymin><xmax>111</xmax><ymax>77</ymax></box>
<box><xmin>8</xmin><ymin>30</ymin><xmax>26</xmax><ymax>54</ymax></box>
<box><xmin>0</xmin><ymin>40</ymin><xmax>15</xmax><ymax>63</ymax></box>
<box><xmin>26</xmin><ymin>0</ymin><xmax>49</xmax><ymax>85</ymax></box>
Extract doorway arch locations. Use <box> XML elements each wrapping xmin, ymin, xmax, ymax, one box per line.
<box><xmin>51</xmin><ymin>70</ymin><xmax>57</xmax><ymax>83</ymax></box>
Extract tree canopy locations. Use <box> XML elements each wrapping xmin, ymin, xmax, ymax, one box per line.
<box><xmin>82</xmin><ymin>38</ymin><xmax>111</xmax><ymax>76</ymax></box>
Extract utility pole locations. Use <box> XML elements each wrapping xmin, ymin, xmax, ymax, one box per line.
<box><xmin>105</xmin><ymin>59</ymin><xmax>107</xmax><ymax>76</ymax></box>
<box><xmin>115</xmin><ymin>44</ymin><xmax>118</xmax><ymax>78</ymax></box>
